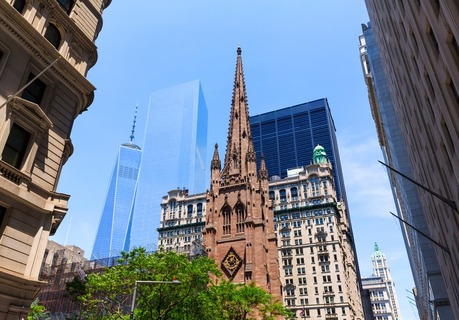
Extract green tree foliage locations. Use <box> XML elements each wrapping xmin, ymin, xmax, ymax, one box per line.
<box><xmin>77</xmin><ymin>248</ymin><xmax>290</xmax><ymax>320</ymax></box>
<box><xmin>28</xmin><ymin>298</ymin><xmax>50</xmax><ymax>320</ymax></box>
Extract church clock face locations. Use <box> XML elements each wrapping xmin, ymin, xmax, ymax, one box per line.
<box><xmin>221</xmin><ymin>247</ymin><xmax>242</xmax><ymax>278</ymax></box>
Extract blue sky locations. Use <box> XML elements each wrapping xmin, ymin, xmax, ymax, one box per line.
<box><xmin>53</xmin><ymin>1</ymin><xmax>419</xmax><ymax>319</ymax></box>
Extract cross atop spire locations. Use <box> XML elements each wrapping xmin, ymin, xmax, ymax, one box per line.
<box><xmin>222</xmin><ymin>46</ymin><xmax>254</xmax><ymax>177</ymax></box>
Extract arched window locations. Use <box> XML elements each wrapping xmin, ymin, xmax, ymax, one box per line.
<box><xmin>187</xmin><ymin>205</ymin><xmax>193</xmax><ymax>218</ymax></box>
<box><xmin>222</xmin><ymin>205</ymin><xmax>231</xmax><ymax>235</ymax></box>
<box><xmin>13</xmin><ymin>0</ymin><xmax>26</xmax><ymax>13</ymax></box>
<box><xmin>269</xmin><ymin>190</ymin><xmax>275</xmax><ymax>200</ymax></box>
<box><xmin>235</xmin><ymin>203</ymin><xmax>245</xmax><ymax>233</ymax></box>
<box><xmin>290</xmin><ymin>187</ymin><xmax>298</xmax><ymax>200</ymax></box>
<box><xmin>44</xmin><ymin>24</ymin><xmax>61</xmax><ymax>49</ymax></box>
<box><xmin>279</xmin><ymin>189</ymin><xmax>286</xmax><ymax>202</ymax></box>
<box><xmin>197</xmin><ymin>203</ymin><xmax>203</xmax><ymax>216</ymax></box>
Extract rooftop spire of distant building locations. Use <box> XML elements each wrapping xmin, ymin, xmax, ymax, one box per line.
<box><xmin>122</xmin><ymin>105</ymin><xmax>141</xmax><ymax>150</ymax></box>
<box><xmin>373</xmin><ymin>242</ymin><xmax>385</xmax><ymax>259</ymax></box>
<box><xmin>130</xmin><ymin>104</ymin><xmax>138</xmax><ymax>142</ymax></box>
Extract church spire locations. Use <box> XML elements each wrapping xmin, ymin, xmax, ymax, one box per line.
<box><xmin>211</xmin><ymin>143</ymin><xmax>221</xmax><ymax>170</ymax></box>
<box><xmin>259</xmin><ymin>154</ymin><xmax>268</xmax><ymax>180</ymax></box>
<box><xmin>222</xmin><ymin>45</ymin><xmax>253</xmax><ymax>177</ymax></box>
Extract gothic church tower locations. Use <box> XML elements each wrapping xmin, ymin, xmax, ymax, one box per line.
<box><xmin>203</xmin><ymin>47</ymin><xmax>281</xmax><ymax>298</ymax></box>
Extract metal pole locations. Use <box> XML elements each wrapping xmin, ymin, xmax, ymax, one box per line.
<box><xmin>130</xmin><ymin>281</ymin><xmax>138</xmax><ymax>320</ymax></box>
<box><xmin>389</xmin><ymin>212</ymin><xmax>450</xmax><ymax>254</ymax></box>
<box><xmin>0</xmin><ymin>57</ymin><xmax>60</xmax><ymax>109</ymax></box>
<box><xmin>379</xmin><ymin>160</ymin><xmax>458</xmax><ymax>212</ymax></box>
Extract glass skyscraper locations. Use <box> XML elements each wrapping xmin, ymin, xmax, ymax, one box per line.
<box><xmin>250</xmin><ymin>99</ymin><xmax>347</xmax><ymax>201</ymax></box>
<box><xmin>129</xmin><ymin>80</ymin><xmax>208</xmax><ymax>250</ymax></box>
<box><xmin>91</xmin><ymin>142</ymin><xmax>142</xmax><ymax>260</ymax></box>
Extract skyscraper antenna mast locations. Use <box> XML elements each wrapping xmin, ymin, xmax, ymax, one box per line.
<box><xmin>130</xmin><ymin>104</ymin><xmax>138</xmax><ymax>142</ymax></box>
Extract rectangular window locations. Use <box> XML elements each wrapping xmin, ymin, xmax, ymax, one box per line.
<box><xmin>0</xmin><ymin>206</ymin><xmax>6</xmax><ymax>227</ymax></box>
<box><xmin>21</xmin><ymin>73</ymin><xmax>46</xmax><ymax>105</ymax></box>
<box><xmin>58</xmin><ymin>0</ymin><xmax>74</xmax><ymax>14</ymax></box>
<box><xmin>2</xmin><ymin>123</ymin><xmax>31</xmax><ymax>169</ymax></box>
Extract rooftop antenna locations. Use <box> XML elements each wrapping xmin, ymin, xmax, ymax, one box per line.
<box><xmin>130</xmin><ymin>104</ymin><xmax>138</xmax><ymax>142</ymax></box>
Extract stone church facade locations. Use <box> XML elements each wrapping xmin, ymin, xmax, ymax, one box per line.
<box><xmin>202</xmin><ymin>47</ymin><xmax>281</xmax><ymax>298</ymax></box>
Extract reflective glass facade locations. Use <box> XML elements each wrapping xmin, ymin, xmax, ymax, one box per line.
<box><xmin>129</xmin><ymin>80</ymin><xmax>208</xmax><ymax>250</ymax></box>
<box><xmin>250</xmin><ymin>99</ymin><xmax>347</xmax><ymax>201</ymax></box>
<box><xmin>91</xmin><ymin>143</ymin><xmax>141</xmax><ymax>259</ymax></box>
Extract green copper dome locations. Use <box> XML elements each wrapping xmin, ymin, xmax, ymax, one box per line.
<box><xmin>313</xmin><ymin>144</ymin><xmax>328</xmax><ymax>164</ymax></box>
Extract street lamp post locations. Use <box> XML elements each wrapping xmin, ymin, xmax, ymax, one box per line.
<box><xmin>130</xmin><ymin>279</ymin><xmax>181</xmax><ymax>319</ymax></box>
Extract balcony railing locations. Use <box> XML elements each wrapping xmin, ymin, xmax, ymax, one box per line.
<box><xmin>0</xmin><ymin>160</ymin><xmax>31</xmax><ymax>186</ymax></box>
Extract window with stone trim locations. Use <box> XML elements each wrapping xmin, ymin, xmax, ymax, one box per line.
<box><xmin>0</xmin><ymin>205</ymin><xmax>6</xmax><ymax>229</ymax></box>
<box><xmin>13</xmin><ymin>0</ymin><xmax>26</xmax><ymax>12</ymax></box>
<box><xmin>57</xmin><ymin>0</ymin><xmax>74</xmax><ymax>14</ymax></box>
<box><xmin>1</xmin><ymin>123</ymin><xmax>31</xmax><ymax>169</ymax></box>
<box><xmin>0</xmin><ymin>95</ymin><xmax>52</xmax><ymax>179</ymax></box>
<box><xmin>21</xmin><ymin>73</ymin><xmax>46</xmax><ymax>105</ymax></box>
<box><xmin>44</xmin><ymin>23</ymin><xmax>61</xmax><ymax>50</ymax></box>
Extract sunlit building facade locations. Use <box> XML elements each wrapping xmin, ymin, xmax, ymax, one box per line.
<box><xmin>271</xmin><ymin>146</ymin><xmax>364</xmax><ymax>319</ymax></box>
<box><xmin>130</xmin><ymin>80</ymin><xmax>208</xmax><ymax>250</ymax></box>
<box><xmin>361</xmin><ymin>0</ymin><xmax>458</xmax><ymax>316</ymax></box>
<box><xmin>158</xmin><ymin>146</ymin><xmax>365</xmax><ymax>319</ymax></box>
<box><xmin>158</xmin><ymin>189</ymin><xmax>206</xmax><ymax>257</ymax></box>
<box><xmin>0</xmin><ymin>0</ymin><xmax>111</xmax><ymax>317</ymax></box>
<box><xmin>362</xmin><ymin>244</ymin><xmax>402</xmax><ymax>320</ymax></box>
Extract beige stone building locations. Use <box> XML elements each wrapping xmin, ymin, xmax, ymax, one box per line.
<box><xmin>158</xmin><ymin>189</ymin><xmax>206</xmax><ymax>257</ymax></box>
<box><xmin>364</xmin><ymin>0</ymin><xmax>459</xmax><ymax>318</ymax></box>
<box><xmin>0</xmin><ymin>0</ymin><xmax>111</xmax><ymax>318</ymax></box>
<box><xmin>270</xmin><ymin>147</ymin><xmax>363</xmax><ymax>319</ymax></box>
<box><xmin>361</xmin><ymin>244</ymin><xmax>402</xmax><ymax>320</ymax></box>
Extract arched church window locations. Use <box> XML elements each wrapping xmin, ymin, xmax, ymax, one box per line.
<box><xmin>233</xmin><ymin>154</ymin><xmax>238</xmax><ymax>169</ymax></box>
<box><xmin>222</xmin><ymin>205</ymin><xmax>231</xmax><ymax>235</ymax></box>
<box><xmin>236</xmin><ymin>203</ymin><xmax>245</xmax><ymax>233</ymax></box>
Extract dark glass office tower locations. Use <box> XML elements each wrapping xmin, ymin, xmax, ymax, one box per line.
<box><xmin>250</xmin><ymin>99</ymin><xmax>347</xmax><ymax>201</ymax></box>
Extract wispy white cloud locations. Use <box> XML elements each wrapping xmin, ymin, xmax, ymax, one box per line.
<box><xmin>338</xmin><ymin>130</ymin><xmax>396</xmax><ymax>218</ymax></box>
